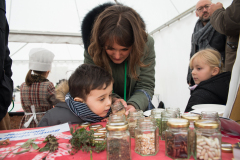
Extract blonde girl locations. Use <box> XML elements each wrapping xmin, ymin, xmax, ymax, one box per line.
<box><xmin>185</xmin><ymin>49</ymin><xmax>231</xmax><ymax>112</ymax></box>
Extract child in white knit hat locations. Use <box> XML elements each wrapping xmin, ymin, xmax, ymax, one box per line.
<box><xmin>20</xmin><ymin>48</ymin><xmax>55</xmax><ymax>128</ymax></box>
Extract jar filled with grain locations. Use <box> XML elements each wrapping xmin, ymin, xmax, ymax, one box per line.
<box><xmin>165</xmin><ymin>118</ymin><xmax>190</xmax><ymax>159</ymax></box>
<box><xmin>182</xmin><ymin>113</ymin><xmax>200</xmax><ymax>156</ymax></box>
<box><xmin>127</xmin><ymin>110</ymin><xmax>144</xmax><ymax>138</ymax></box>
<box><xmin>106</xmin><ymin>114</ymin><xmax>131</xmax><ymax>160</ymax></box>
<box><xmin>135</xmin><ymin>118</ymin><xmax>159</xmax><ymax>156</ymax></box>
<box><xmin>194</xmin><ymin>120</ymin><xmax>222</xmax><ymax>160</ymax></box>
<box><xmin>161</xmin><ymin>110</ymin><xmax>178</xmax><ymax>140</ymax></box>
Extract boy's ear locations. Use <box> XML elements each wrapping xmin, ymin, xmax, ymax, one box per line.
<box><xmin>74</xmin><ymin>97</ymin><xmax>85</xmax><ymax>103</ymax></box>
<box><xmin>212</xmin><ymin>67</ymin><xmax>220</xmax><ymax>76</ymax></box>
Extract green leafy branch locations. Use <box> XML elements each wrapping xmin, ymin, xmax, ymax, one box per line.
<box><xmin>39</xmin><ymin>134</ymin><xmax>59</xmax><ymax>160</ymax></box>
<box><xmin>69</xmin><ymin>126</ymin><xmax>106</xmax><ymax>156</ymax></box>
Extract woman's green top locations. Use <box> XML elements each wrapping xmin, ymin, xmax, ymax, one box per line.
<box><xmin>84</xmin><ymin>35</ymin><xmax>156</xmax><ymax>111</ymax></box>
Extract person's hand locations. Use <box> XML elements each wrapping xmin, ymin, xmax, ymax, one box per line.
<box><xmin>209</xmin><ymin>2</ymin><xmax>223</xmax><ymax>16</ymax></box>
<box><xmin>113</xmin><ymin>98</ymin><xmax>127</xmax><ymax>108</ymax></box>
<box><xmin>125</xmin><ymin>104</ymin><xmax>136</xmax><ymax>116</ymax></box>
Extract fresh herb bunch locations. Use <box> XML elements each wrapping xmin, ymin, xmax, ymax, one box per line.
<box><xmin>69</xmin><ymin>126</ymin><xmax>106</xmax><ymax>155</ymax></box>
<box><xmin>39</xmin><ymin>134</ymin><xmax>58</xmax><ymax>152</ymax></box>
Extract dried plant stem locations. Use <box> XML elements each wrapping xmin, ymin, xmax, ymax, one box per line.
<box><xmin>1</xmin><ymin>146</ymin><xmax>20</xmax><ymax>160</ymax></box>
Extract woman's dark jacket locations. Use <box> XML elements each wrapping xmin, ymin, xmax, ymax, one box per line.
<box><xmin>82</xmin><ymin>3</ymin><xmax>156</xmax><ymax>111</ymax></box>
<box><xmin>185</xmin><ymin>72</ymin><xmax>231</xmax><ymax>112</ymax></box>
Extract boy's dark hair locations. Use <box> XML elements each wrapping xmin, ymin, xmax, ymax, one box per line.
<box><xmin>68</xmin><ymin>64</ymin><xmax>113</xmax><ymax>101</ymax></box>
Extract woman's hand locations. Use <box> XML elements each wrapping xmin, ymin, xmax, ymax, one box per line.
<box><xmin>112</xmin><ymin>98</ymin><xmax>127</xmax><ymax>107</ymax></box>
<box><xmin>125</xmin><ymin>105</ymin><xmax>136</xmax><ymax>116</ymax></box>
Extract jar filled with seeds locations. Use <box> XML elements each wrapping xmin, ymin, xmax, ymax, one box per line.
<box><xmin>182</xmin><ymin>113</ymin><xmax>200</xmax><ymax>156</ymax></box>
<box><xmin>135</xmin><ymin>118</ymin><xmax>159</xmax><ymax>156</ymax></box>
<box><xmin>161</xmin><ymin>111</ymin><xmax>177</xmax><ymax>140</ymax></box>
<box><xmin>106</xmin><ymin>114</ymin><xmax>131</xmax><ymax>160</ymax></box>
<box><xmin>200</xmin><ymin>111</ymin><xmax>221</xmax><ymax>131</ymax></box>
<box><xmin>127</xmin><ymin>110</ymin><xmax>144</xmax><ymax>138</ymax></box>
<box><xmin>150</xmin><ymin>108</ymin><xmax>165</xmax><ymax>138</ymax></box>
<box><xmin>165</xmin><ymin>118</ymin><xmax>190</xmax><ymax>159</ymax></box>
<box><xmin>194</xmin><ymin>120</ymin><xmax>222</xmax><ymax>160</ymax></box>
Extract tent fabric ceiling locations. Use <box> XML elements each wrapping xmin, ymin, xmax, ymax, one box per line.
<box><xmin>6</xmin><ymin>0</ymin><xmax>199</xmax><ymax>60</ymax></box>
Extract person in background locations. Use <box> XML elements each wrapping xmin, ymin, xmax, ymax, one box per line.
<box><xmin>82</xmin><ymin>3</ymin><xmax>156</xmax><ymax>114</ymax></box>
<box><xmin>0</xmin><ymin>0</ymin><xmax>13</xmax><ymax>130</ymax></box>
<box><xmin>20</xmin><ymin>48</ymin><xmax>55</xmax><ymax>128</ymax></box>
<box><xmin>187</xmin><ymin>0</ymin><xmax>226</xmax><ymax>86</ymax></box>
<box><xmin>209</xmin><ymin>0</ymin><xmax>240</xmax><ymax>72</ymax></box>
<box><xmin>38</xmin><ymin>64</ymin><xmax>113</xmax><ymax>127</ymax></box>
<box><xmin>185</xmin><ymin>49</ymin><xmax>231</xmax><ymax>112</ymax></box>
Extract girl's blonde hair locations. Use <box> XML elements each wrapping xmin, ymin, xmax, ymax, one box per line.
<box><xmin>189</xmin><ymin>49</ymin><xmax>223</xmax><ymax>73</ymax></box>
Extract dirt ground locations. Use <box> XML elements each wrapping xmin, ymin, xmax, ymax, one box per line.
<box><xmin>10</xmin><ymin>115</ymin><xmax>23</xmax><ymax>129</ymax></box>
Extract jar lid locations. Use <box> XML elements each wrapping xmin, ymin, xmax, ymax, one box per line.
<box><xmin>89</xmin><ymin>124</ymin><xmax>103</xmax><ymax>131</ymax></box>
<box><xmin>97</xmin><ymin>127</ymin><xmax>107</xmax><ymax>133</ymax></box>
<box><xmin>194</xmin><ymin>120</ymin><xmax>219</xmax><ymax>129</ymax></box>
<box><xmin>221</xmin><ymin>142</ymin><xmax>233</xmax><ymax>153</ymax></box>
<box><xmin>93</xmin><ymin>132</ymin><xmax>106</xmax><ymax>138</ymax></box>
<box><xmin>80</xmin><ymin>122</ymin><xmax>91</xmax><ymax>128</ymax></box>
<box><xmin>182</xmin><ymin>113</ymin><xmax>200</xmax><ymax>121</ymax></box>
<box><xmin>167</xmin><ymin>118</ymin><xmax>189</xmax><ymax>128</ymax></box>
<box><xmin>93</xmin><ymin>138</ymin><xmax>106</xmax><ymax>144</ymax></box>
<box><xmin>151</xmin><ymin>108</ymin><xmax>165</xmax><ymax>115</ymax></box>
<box><xmin>106</xmin><ymin>123</ymin><xmax>129</xmax><ymax>131</ymax></box>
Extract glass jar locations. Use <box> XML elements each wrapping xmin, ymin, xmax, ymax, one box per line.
<box><xmin>166</xmin><ymin>107</ymin><xmax>181</xmax><ymax>118</ymax></box>
<box><xmin>106</xmin><ymin>114</ymin><xmax>131</xmax><ymax>160</ymax></box>
<box><xmin>161</xmin><ymin>111</ymin><xmax>177</xmax><ymax>140</ymax></box>
<box><xmin>200</xmin><ymin>111</ymin><xmax>221</xmax><ymax>131</ymax></box>
<box><xmin>150</xmin><ymin>108</ymin><xmax>165</xmax><ymax>138</ymax></box>
<box><xmin>135</xmin><ymin>119</ymin><xmax>159</xmax><ymax>156</ymax></box>
<box><xmin>194</xmin><ymin>120</ymin><xmax>222</xmax><ymax>160</ymax></box>
<box><xmin>111</xmin><ymin>101</ymin><xmax>126</xmax><ymax>116</ymax></box>
<box><xmin>165</xmin><ymin>118</ymin><xmax>190</xmax><ymax>159</ymax></box>
<box><xmin>182</xmin><ymin>113</ymin><xmax>200</xmax><ymax>156</ymax></box>
<box><xmin>127</xmin><ymin>110</ymin><xmax>144</xmax><ymax>138</ymax></box>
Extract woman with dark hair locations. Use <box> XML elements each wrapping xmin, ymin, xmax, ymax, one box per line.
<box><xmin>82</xmin><ymin>3</ymin><xmax>156</xmax><ymax>114</ymax></box>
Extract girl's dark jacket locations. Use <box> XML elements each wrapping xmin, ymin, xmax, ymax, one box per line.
<box><xmin>185</xmin><ymin>72</ymin><xmax>231</xmax><ymax>112</ymax></box>
<box><xmin>82</xmin><ymin>3</ymin><xmax>156</xmax><ymax>111</ymax></box>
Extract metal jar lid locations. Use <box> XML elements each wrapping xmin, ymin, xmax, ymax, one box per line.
<box><xmin>167</xmin><ymin>118</ymin><xmax>189</xmax><ymax>128</ymax></box>
<box><xmin>194</xmin><ymin>120</ymin><xmax>219</xmax><ymax>129</ymax></box>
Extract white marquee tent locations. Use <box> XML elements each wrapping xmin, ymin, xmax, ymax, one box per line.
<box><xmin>6</xmin><ymin>0</ymin><xmax>232</xmax><ymax>112</ymax></box>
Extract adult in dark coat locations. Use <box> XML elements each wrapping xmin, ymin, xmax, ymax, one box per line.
<box><xmin>187</xmin><ymin>0</ymin><xmax>226</xmax><ymax>85</ymax></box>
<box><xmin>0</xmin><ymin>0</ymin><xmax>13</xmax><ymax>130</ymax></box>
<box><xmin>209</xmin><ymin>0</ymin><xmax>240</xmax><ymax>72</ymax></box>
<box><xmin>185</xmin><ymin>72</ymin><xmax>231</xmax><ymax>112</ymax></box>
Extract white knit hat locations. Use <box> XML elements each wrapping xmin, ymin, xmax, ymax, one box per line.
<box><xmin>29</xmin><ymin>48</ymin><xmax>55</xmax><ymax>71</ymax></box>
